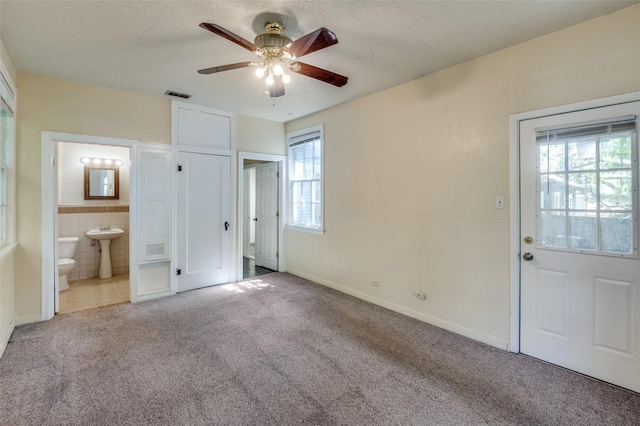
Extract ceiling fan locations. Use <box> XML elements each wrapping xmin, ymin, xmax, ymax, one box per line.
<box><xmin>198</xmin><ymin>21</ymin><xmax>348</xmax><ymax>97</ymax></box>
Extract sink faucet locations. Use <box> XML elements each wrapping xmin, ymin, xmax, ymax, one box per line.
<box><xmin>100</xmin><ymin>226</ymin><xmax>111</xmax><ymax>231</ymax></box>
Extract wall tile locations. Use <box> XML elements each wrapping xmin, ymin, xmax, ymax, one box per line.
<box><xmin>59</xmin><ymin>211</ymin><xmax>130</xmax><ymax>280</ymax></box>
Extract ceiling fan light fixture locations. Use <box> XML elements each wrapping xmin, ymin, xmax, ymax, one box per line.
<box><xmin>265</xmin><ymin>72</ymin><xmax>275</xmax><ymax>86</ymax></box>
<box><xmin>198</xmin><ymin>21</ymin><xmax>347</xmax><ymax>97</ymax></box>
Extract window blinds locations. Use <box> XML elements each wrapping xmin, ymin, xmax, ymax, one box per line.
<box><xmin>535</xmin><ymin>115</ymin><xmax>636</xmax><ymax>141</ymax></box>
<box><xmin>289</xmin><ymin>131</ymin><xmax>321</xmax><ymax>147</ymax></box>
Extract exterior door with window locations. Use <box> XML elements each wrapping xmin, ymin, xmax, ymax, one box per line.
<box><xmin>520</xmin><ymin>102</ymin><xmax>640</xmax><ymax>392</ymax></box>
<box><xmin>255</xmin><ymin>162</ymin><xmax>278</xmax><ymax>271</ymax></box>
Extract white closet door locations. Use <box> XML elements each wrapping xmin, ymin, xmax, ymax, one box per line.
<box><xmin>136</xmin><ymin>145</ymin><xmax>173</xmax><ymax>299</ymax></box>
<box><xmin>177</xmin><ymin>152</ymin><xmax>231</xmax><ymax>292</ymax></box>
<box><xmin>138</xmin><ymin>147</ymin><xmax>172</xmax><ymax>262</ymax></box>
<box><xmin>175</xmin><ymin>105</ymin><xmax>231</xmax><ymax>150</ymax></box>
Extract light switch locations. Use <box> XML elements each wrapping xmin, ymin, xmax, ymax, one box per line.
<box><xmin>496</xmin><ymin>195</ymin><xmax>505</xmax><ymax>209</ymax></box>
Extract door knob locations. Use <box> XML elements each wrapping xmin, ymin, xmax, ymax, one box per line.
<box><xmin>522</xmin><ymin>252</ymin><xmax>534</xmax><ymax>261</ymax></box>
<box><xmin>224</xmin><ymin>221</ymin><xmax>230</xmax><ymax>231</ymax></box>
<box><xmin>253</xmin><ymin>218</ymin><xmax>258</xmax><ymax>221</ymax></box>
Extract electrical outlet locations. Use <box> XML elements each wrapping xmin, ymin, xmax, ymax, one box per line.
<box><xmin>371</xmin><ymin>280</ymin><xmax>380</xmax><ymax>287</ymax></box>
<box><xmin>496</xmin><ymin>195</ymin><xmax>505</xmax><ymax>209</ymax></box>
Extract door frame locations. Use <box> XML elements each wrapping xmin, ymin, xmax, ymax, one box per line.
<box><xmin>508</xmin><ymin>91</ymin><xmax>640</xmax><ymax>353</ymax></box>
<box><xmin>237</xmin><ymin>151</ymin><xmax>286</xmax><ymax>281</ymax></box>
<box><xmin>41</xmin><ymin>131</ymin><xmax>138</xmax><ymax>320</ymax></box>
<box><xmin>243</xmin><ymin>167</ymin><xmax>255</xmax><ymax>258</ymax></box>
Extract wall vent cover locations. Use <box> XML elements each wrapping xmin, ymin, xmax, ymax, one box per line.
<box><xmin>164</xmin><ymin>90</ymin><xmax>192</xmax><ymax>99</ymax></box>
<box><xmin>146</xmin><ymin>243</ymin><xmax>165</xmax><ymax>256</ymax></box>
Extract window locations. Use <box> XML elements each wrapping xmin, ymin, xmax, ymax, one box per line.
<box><xmin>287</xmin><ymin>125</ymin><xmax>323</xmax><ymax>233</ymax></box>
<box><xmin>0</xmin><ymin>63</ymin><xmax>15</xmax><ymax>248</ymax></box>
<box><xmin>536</xmin><ymin>116</ymin><xmax>637</xmax><ymax>256</ymax></box>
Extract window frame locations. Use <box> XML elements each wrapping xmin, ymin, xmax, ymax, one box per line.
<box><xmin>286</xmin><ymin>124</ymin><xmax>324</xmax><ymax>235</ymax></box>
<box><xmin>0</xmin><ymin>58</ymin><xmax>16</xmax><ymax>251</ymax></box>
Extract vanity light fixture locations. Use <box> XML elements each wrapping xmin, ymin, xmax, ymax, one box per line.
<box><xmin>80</xmin><ymin>157</ymin><xmax>124</xmax><ymax>167</ymax></box>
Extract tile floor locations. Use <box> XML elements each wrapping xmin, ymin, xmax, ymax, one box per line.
<box><xmin>244</xmin><ymin>241</ymin><xmax>275</xmax><ymax>279</ymax></box>
<box><xmin>243</xmin><ymin>256</ymin><xmax>275</xmax><ymax>279</ymax></box>
<box><xmin>58</xmin><ymin>273</ymin><xmax>129</xmax><ymax>314</ymax></box>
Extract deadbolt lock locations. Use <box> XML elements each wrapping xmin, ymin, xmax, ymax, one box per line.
<box><xmin>524</xmin><ymin>236</ymin><xmax>533</xmax><ymax>244</ymax></box>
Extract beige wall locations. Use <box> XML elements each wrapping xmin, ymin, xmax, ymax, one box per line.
<box><xmin>14</xmin><ymin>73</ymin><xmax>172</xmax><ymax>321</ymax></box>
<box><xmin>285</xmin><ymin>5</ymin><xmax>640</xmax><ymax>348</ymax></box>
<box><xmin>14</xmin><ymin>73</ymin><xmax>284</xmax><ymax>321</ymax></box>
<box><xmin>236</xmin><ymin>114</ymin><xmax>285</xmax><ymax>155</ymax></box>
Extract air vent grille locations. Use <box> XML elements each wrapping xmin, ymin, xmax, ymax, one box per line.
<box><xmin>146</xmin><ymin>243</ymin><xmax>165</xmax><ymax>256</ymax></box>
<box><xmin>164</xmin><ymin>90</ymin><xmax>192</xmax><ymax>99</ymax></box>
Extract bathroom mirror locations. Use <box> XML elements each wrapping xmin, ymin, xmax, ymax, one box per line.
<box><xmin>84</xmin><ymin>165</ymin><xmax>119</xmax><ymax>200</ymax></box>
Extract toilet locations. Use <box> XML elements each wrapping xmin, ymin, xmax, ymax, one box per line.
<box><xmin>58</xmin><ymin>237</ymin><xmax>79</xmax><ymax>291</ymax></box>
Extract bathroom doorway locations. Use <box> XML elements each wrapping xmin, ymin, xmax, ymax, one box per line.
<box><xmin>55</xmin><ymin>142</ymin><xmax>132</xmax><ymax>313</ymax></box>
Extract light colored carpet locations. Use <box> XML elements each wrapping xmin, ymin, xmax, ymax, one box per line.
<box><xmin>1</xmin><ymin>272</ymin><xmax>639</xmax><ymax>425</ymax></box>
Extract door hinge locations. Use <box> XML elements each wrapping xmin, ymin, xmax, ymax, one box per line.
<box><xmin>276</xmin><ymin>172</ymin><xmax>280</xmax><ymax>178</ymax></box>
<box><xmin>177</xmin><ymin>164</ymin><xmax>182</xmax><ymax>172</ymax></box>
<box><xmin>276</xmin><ymin>211</ymin><xmax>279</xmax><ymax>217</ymax></box>
<box><xmin>176</xmin><ymin>268</ymin><xmax>181</xmax><ymax>276</ymax></box>
<box><xmin>276</xmin><ymin>252</ymin><xmax>279</xmax><ymax>258</ymax></box>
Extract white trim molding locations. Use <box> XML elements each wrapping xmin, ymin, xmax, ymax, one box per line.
<box><xmin>508</xmin><ymin>91</ymin><xmax>640</xmax><ymax>353</ymax></box>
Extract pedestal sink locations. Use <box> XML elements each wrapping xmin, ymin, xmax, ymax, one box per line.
<box><xmin>86</xmin><ymin>227</ymin><xmax>124</xmax><ymax>279</ymax></box>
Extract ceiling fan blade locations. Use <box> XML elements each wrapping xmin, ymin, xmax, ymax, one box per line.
<box><xmin>269</xmin><ymin>75</ymin><xmax>285</xmax><ymax>98</ymax></box>
<box><xmin>288</xmin><ymin>28</ymin><xmax>338</xmax><ymax>58</ymax></box>
<box><xmin>290</xmin><ymin>62</ymin><xmax>348</xmax><ymax>87</ymax></box>
<box><xmin>198</xmin><ymin>61</ymin><xmax>254</xmax><ymax>75</ymax></box>
<box><xmin>200</xmin><ymin>23</ymin><xmax>258</xmax><ymax>52</ymax></box>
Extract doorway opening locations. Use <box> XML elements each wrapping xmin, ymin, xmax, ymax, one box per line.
<box><xmin>41</xmin><ymin>132</ymin><xmax>137</xmax><ymax>320</ymax></box>
<box><xmin>237</xmin><ymin>152</ymin><xmax>286</xmax><ymax>281</ymax></box>
<box><xmin>56</xmin><ymin>142</ymin><xmax>131</xmax><ymax>314</ymax></box>
<box><xmin>243</xmin><ymin>160</ymin><xmax>277</xmax><ymax>279</ymax></box>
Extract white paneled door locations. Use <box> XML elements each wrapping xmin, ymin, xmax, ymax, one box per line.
<box><xmin>254</xmin><ymin>162</ymin><xmax>279</xmax><ymax>271</ymax></box>
<box><xmin>177</xmin><ymin>152</ymin><xmax>231</xmax><ymax>292</ymax></box>
<box><xmin>520</xmin><ymin>101</ymin><xmax>640</xmax><ymax>392</ymax></box>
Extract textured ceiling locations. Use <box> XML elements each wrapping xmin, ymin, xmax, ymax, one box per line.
<box><xmin>1</xmin><ymin>1</ymin><xmax>637</xmax><ymax>122</ymax></box>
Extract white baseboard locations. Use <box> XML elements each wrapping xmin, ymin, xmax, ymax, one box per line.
<box><xmin>0</xmin><ymin>318</ymin><xmax>15</xmax><ymax>358</ymax></box>
<box><xmin>136</xmin><ymin>289</ymin><xmax>172</xmax><ymax>302</ymax></box>
<box><xmin>287</xmin><ymin>269</ymin><xmax>509</xmax><ymax>351</ymax></box>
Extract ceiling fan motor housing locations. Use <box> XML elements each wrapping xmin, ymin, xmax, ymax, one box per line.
<box><xmin>254</xmin><ymin>22</ymin><xmax>292</xmax><ymax>49</ymax></box>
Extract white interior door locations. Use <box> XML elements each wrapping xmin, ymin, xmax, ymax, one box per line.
<box><xmin>254</xmin><ymin>162</ymin><xmax>278</xmax><ymax>271</ymax></box>
<box><xmin>177</xmin><ymin>152</ymin><xmax>231</xmax><ymax>292</ymax></box>
<box><xmin>520</xmin><ymin>101</ymin><xmax>640</xmax><ymax>392</ymax></box>
<box><xmin>243</xmin><ymin>168</ymin><xmax>251</xmax><ymax>257</ymax></box>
